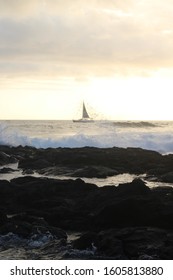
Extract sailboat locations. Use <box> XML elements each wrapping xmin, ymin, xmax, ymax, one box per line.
<box><xmin>73</xmin><ymin>102</ymin><xmax>94</xmax><ymax>123</ymax></box>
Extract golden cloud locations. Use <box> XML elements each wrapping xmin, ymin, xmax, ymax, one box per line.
<box><xmin>0</xmin><ymin>0</ymin><xmax>173</xmax><ymax>78</ymax></box>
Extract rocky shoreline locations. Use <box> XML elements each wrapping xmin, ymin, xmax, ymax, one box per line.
<box><xmin>1</xmin><ymin>145</ymin><xmax>173</xmax><ymax>259</ymax></box>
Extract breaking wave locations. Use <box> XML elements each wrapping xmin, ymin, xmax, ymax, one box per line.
<box><xmin>1</xmin><ymin>120</ymin><xmax>173</xmax><ymax>154</ymax></box>
<box><xmin>113</xmin><ymin>121</ymin><xmax>158</xmax><ymax>128</ymax></box>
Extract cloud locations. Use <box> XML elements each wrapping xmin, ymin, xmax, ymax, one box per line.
<box><xmin>0</xmin><ymin>0</ymin><xmax>173</xmax><ymax>79</ymax></box>
<box><xmin>0</xmin><ymin>0</ymin><xmax>41</xmax><ymax>17</ymax></box>
<box><xmin>0</xmin><ymin>0</ymin><xmax>135</xmax><ymax>18</ymax></box>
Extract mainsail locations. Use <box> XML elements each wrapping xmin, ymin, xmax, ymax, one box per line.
<box><xmin>73</xmin><ymin>101</ymin><xmax>94</xmax><ymax>122</ymax></box>
<box><xmin>82</xmin><ymin>102</ymin><xmax>90</xmax><ymax>119</ymax></box>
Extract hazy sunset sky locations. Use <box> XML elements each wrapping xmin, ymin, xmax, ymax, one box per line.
<box><xmin>1</xmin><ymin>0</ymin><xmax>173</xmax><ymax>120</ymax></box>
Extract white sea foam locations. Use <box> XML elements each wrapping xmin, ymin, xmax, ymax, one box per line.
<box><xmin>0</xmin><ymin>120</ymin><xmax>173</xmax><ymax>154</ymax></box>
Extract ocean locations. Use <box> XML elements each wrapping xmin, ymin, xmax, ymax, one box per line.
<box><xmin>1</xmin><ymin>119</ymin><xmax>173</xmax><ymax>188</ymax></box>
<box><xmin>0</xmin><ymin>120</ymin><xmax>173</xmax><ymax>187</ymax></box>
<box><xmin>0</xmin><ymin>120</ymin><xmax>173</xmax><ymax>154</ymax></box>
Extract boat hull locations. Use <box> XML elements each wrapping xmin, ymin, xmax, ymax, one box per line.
<box><xmin>73</xmin><ymin>118</ymin><xmax>94</xmax><ymax>123</ymax></box>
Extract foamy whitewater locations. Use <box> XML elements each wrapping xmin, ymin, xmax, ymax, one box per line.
<box><xmin>0</xmin><ymin>120</ymin><xmax>173</xmax><ymax>154</ymax></box>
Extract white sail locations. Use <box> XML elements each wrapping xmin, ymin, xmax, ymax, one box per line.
<box><xmin>73</xmin><ymin>102</ymin><xmax>94</xmax><ymax>123</ymax></box>
<box><xmin>82</xmin><ymin>102</ymin><xmax>90</xmax><ymax>119</ymax></box>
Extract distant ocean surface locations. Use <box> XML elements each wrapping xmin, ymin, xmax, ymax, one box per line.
<box><xmin>0</xmin><ymin>120</ymin><xmax>173</xmax><ymax>154</ymax></box>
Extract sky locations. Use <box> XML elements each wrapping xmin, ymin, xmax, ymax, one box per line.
<box><xmin>1</xmin><ymin>0</ymin><xmax>173</xmax><ymax>120</ymax></box>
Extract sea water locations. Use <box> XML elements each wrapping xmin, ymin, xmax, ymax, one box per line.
<box><xmin>1</xmin><ymin>120</ymin><xmax>173</xmax><ymax>188</ymax></box>
<box><xmin>0</xmin><ymin>120</ymin><xmax>173</xmax><ymax>154</ymax></box>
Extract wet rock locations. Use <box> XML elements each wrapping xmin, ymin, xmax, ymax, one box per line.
<box><xmin>117</xmin><ymin>178</ymin><xmax>150</xmax><ymax>195</ymax></box>
<box><xmin>97</xmin><ymin>231</ymin><xmax>126</xmax><ymax>259</ymax></box>
<box><xmin>0</xmin><ymin>213</ymin><xmax>67</xmax><ymax>240</ymax></box>
<box><xmin>0</xmin><ymin>151</ymin><xmax>17</xmax><ymax>166</ymax></box>
<box><xmin>0</xmin><ymin>167</ymin><xmax>17</xmax><ymax>174</ymax></box>
<box><xmin>73</xmin><ymin>232</ymin><xmax>98</xmax><ymax>250</ymax></box>
<box><xmin>10</xmin><ymin>176</ymin><xmax>41</xmax><ymax>185</ymax></box>
<box><xmin>22</xmin><ymin>169</ymin><xmax>34</xmax><ymax>175</ymax></box>
<box><xmin>94</xmin><ymin>196</ymin><xmax>163</xmax><ymax>229</ymax></box>
<box><xmin>2</xmin><ymin>145</ymin><xmax>173</xmax><ymax>259</ymax></box>
<box><xmin>161</xmin><ymin>172</ymin><xmax>173</xmax><ymax>183</ymax></box>
<box><xmin>19</xmin><ymin>158</ymin><xmax>51</xmax><ymax>170</ymax></box>
<box><xmin>0</xmin><ymin>211</ymin><xmax>7</xmax><ymax>227</ymax></box>
<box><xmin>72</xmin><ymin>166</ymin><xmax>118</xmax><ymax>178</ymax></box>
<box><xmin>47</xmin><ymin>227</ymin><xmax>67</xmax><ymax>240</ymax></box>
<box><xmin>0</xmin><ymin>180</ymin><xmax>13</xmax><ymax>209</ymax></box>
<box><xmin>94</xmin><ymin>227</ymin><xmax>173</xmax><ymax>260</ymax></box>
<box><xmin>14</xmin><ymin>146</ymin><xmax>164</xmax><ymax>176</ymax></box>
<box><xmin>2</xmin><ymin>145</ymin><xmax>173</xmax><ymax>179</ymax></box>
<box><xmin>45</xmin><ymin>206</ymin><xmax>78</xmax><ymax>228</ymax></box>
<box><xmin>0</xmin><ymin>221</ymin><xmax>32</xmax><ymax>238</ymax></box>
<box><xmin>35</xmin><ymin>239</ymin><xmax>67</xmax><ymax>259</ymax></box>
